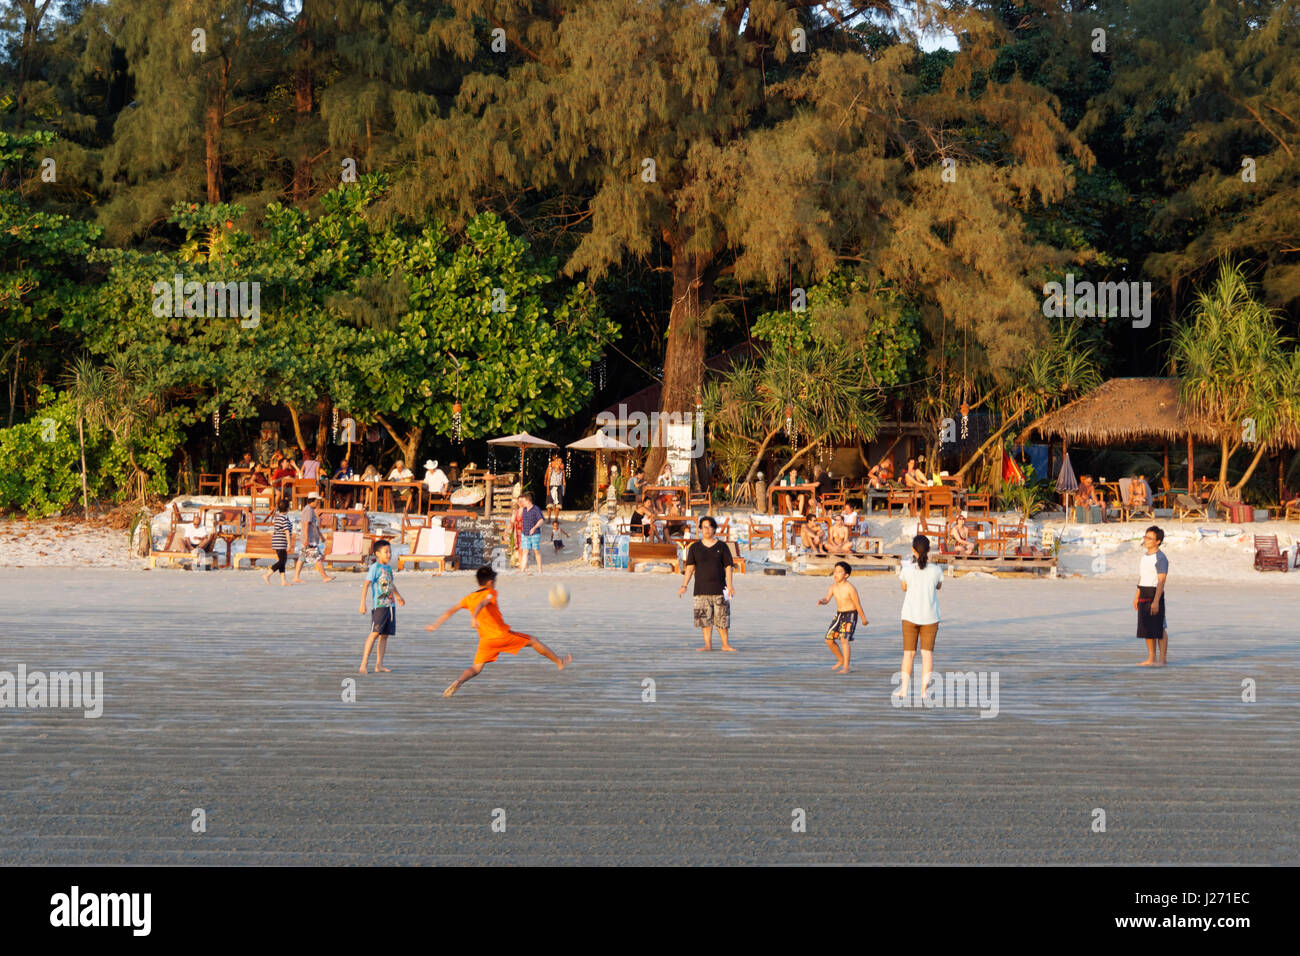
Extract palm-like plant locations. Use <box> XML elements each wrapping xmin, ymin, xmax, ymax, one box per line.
<box><xmin>62</xmin><ymin>356</ymin><xmax>109</xmax><ymax>517</ymax></box>
<box><xmin>1170</xmin><ymin>262</ymin><xmax>1294</xmax><ymax>493</ymax></box>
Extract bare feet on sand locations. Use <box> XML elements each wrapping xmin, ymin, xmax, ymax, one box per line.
<box><xmin>1137</xmin><ymin>659</ymin><xmax>1157</xmax><ymax>666</ymax></box>
<box><xmin>719</xmin><ymin>645</ymin><xmax>737</xmax><ymax>652</ymax></box>
<box><xmin>697</xmin><ymin>645</ymin><xmax>712</xmax><ymax>652</ymax></box>
<box><xmin>443</xmin><ymin>681</ymin><xmax>460</xmax><ymax>698</ymax></box>
<box><xmin>892</xmin><ymin>684</ymin><xmax>909</xmax><ymax>698</ymax></box>
<box><xmin>358</xmin><ymin>665</ymin><xmax>368</xmax><ymax>675</ymax></box>
<box><xmin>557</xmin><ymin>654</ymin><xmax>573</xmax><ymax>671</ymax></box>
<box><xmin>375</xmin><ymin>666</ymin><xmax>391</xmax><ymax>673</ymax></box>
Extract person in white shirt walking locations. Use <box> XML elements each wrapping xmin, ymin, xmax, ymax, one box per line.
<box><xmin>895</xmin><ymin>534</ymin><xmax>944</xmax><ymax>699</ymax></box>
<box><xmin>1135</xmin><ymin>525</ymin><xmax>1170</xmax><ymax>666</ymax></box>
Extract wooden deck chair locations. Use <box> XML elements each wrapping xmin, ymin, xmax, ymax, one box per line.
<box><xmin>687</xmin><ymin>491</ymin><xmax>712</xmax><ymax>513</ymax></box>
<box><xmin>398</xmin><ymin>527</ymin><xmax>459</xmax><ymax>572</ymax></box>
<box><xmin>1253</xmin><ymin>535</ymin><xmax>1289</xmax><ymax>572</ymax></box>
<box><xmin>1286</xmin><ymin>500</ymin><xmax>1300</xmax><ymax>521</ymax></box>
<box><xmin>248</xmin><ymin>489</ymin><xmax>275</xmax><ymax>512</ymax></box>
<box><xmin>963</xmin><ymin>492</ymin><xmax>991</xmax><ymax>516</ymax></box>
<box><xmin>747</xmin><ymin>517</ymin><xmax>775</xmax><ymax>550</ymax></box>
<box><xmin>322</xmin><ymin>529</ymin><xmax>368</xmax><ymax>569</ymax></box>
<box><xmin>1120</xmin><ymin>478</ymin><xmax>1154</xmax><ymax>521</ymax></box>
<box><xmin>233</xmin><ymin>528</ymin><xmax>292</xmax><ymax>568</ymax></box>
<box><xmin>287</xmin><ymin>478</ymin><xmax>319</xmax><ymax>510</ymax></box>
<box><xmin>400</xmin><ymin>512</ymin><xmax>433</xmax><ymax>548</ymax></box>
<box><xmin>915</xmin><ymin>520</ymin><xmax>945</xmax><ymax>553</ymax></box>
<box><xmin>1174</xmin><ymin>494</ymin><xmax>1207</xmax><ymax>520</ymax></box>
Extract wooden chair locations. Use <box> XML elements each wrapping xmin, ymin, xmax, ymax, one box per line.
<box><xmin>1286</xmin><ymin>500</ymin><xmax>1300</xmax><ymax>521</ymax></box>
<box><xmin>400</xmin><ymin>512</ymin><xmax>433</xmax><ymax>547</ymax></box>
<box><xmin>147</xmin><ymin>527</ymin><xmax>200</xmax><ymax>569</ymax></box>
<box><xmin>963</xmin><ymin>492</ymin><xmax>991</xmax><ymax>516</ymax></box>
<box><xmin>688</xmin><ymin>491</ymin><xmax>711</xmax><ymax>513</ymax></box>
<box><xmin>249</xmin><ymin>489</ymin><xmax>275</xmax><ymax>513</ymax></box>
<box><xmin>319</xmin><ymin>509</ymin><xmax>370</xmax><ymax>534</ymax></box>
<box><xmin>848</xmin><ymin>520</ymin><xmax>883</xmax><ymax>556</ymax></box>
<box><xmin>916</xmin><ymin>520</ymin><xmax>946</xmax><ymax>552</ymax></box>
<box><xmin>1119</xmin><ymin>478</ymin><xmax>1154</xmax><ymax>521</ymax></box>
<box><xmin>820</xmin><ymin>491</ymin><xmax>846</xmax><ymax>510</ymax></box>
<box><xmin>747</xmin><ymin>517</ymin><xmax>775</xmax><ymax>550</ymax></box>
<box><xmin>1253</xmin><ymin>535</ymin><xmax>1289</xmax><ymax>572</ymax></box>
<box><xmin>398</xmin><ymin>528</ymin><xmax>459</xmax><ymax>573</ymax></box>
<box><xmin>197</xmin><ymin>472</ymin><xmax>223</xmax><ymax>495</ymax></box>
<box><xmin>1174</xmin><ymin>494</ymin><xmax>1208</xmax><ymax>521</ymax></box>
<box><xmin>286</xmin><ymin>478</ymin><xmax>319</xmax><ymax>510</ymax></box>
<box><xmin>886</xmin><ymin>487</ymin><xmax>916</xmax><ymax>516</ymax></box>
<box><xmin>922</xmin><ymin>487</ymin><xmax>955</xmax><ymax>520</ymax></box>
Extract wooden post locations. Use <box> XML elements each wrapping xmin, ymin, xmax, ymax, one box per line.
<box><xmin>484</xmin><ymin>474</ymin><xmax>493</xmax><ymax>518</ymax></box>
<box><xmin>1186</xmin><ymin>434</ymin><xmax>1194</xmax><ymax>491</ymax></box>
<box><xmin>1163</xmin><ymin>443</ymin><xmax>1170</xmax><ymax>488</ymax></box>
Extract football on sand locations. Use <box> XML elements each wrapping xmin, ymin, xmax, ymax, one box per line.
<box><xmin>548</xmin><ymin>584</ymin><xmax>570</xmax><ymax>609</ymax></box>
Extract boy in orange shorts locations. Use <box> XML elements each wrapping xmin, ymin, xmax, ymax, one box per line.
<box><xmin>426</xmin><ymin>566</ymin><xmax>573</xmax><ymax>697</ymax></box>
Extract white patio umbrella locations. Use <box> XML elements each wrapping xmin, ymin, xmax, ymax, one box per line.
<box><xmin>568</xmin><ymin>431</ymin><xmax>636</xmax><ymax>502</ymax></box>
<box><xmin>486</xmin><ymin>432</ymin><xmax>558</xmax><ymax>484</ymax></box>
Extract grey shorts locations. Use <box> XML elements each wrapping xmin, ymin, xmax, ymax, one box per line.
<box><xmin>693</xmin><ymin>594</ymin><xmax>730</xmax><ymax>629</ymax></box>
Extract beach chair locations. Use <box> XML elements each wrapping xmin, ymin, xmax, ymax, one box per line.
<box><xmin>1174</xmin><ymin>494</ymin><xmax>1208</xmax><ymax>521</ymax></box>
<box><xmin>287</xmin><ymin>478</ymin><xmax>319</xmax><ymax>510</ymax></box>
<box><xmin>687</xmin><ymin>491</ymin><xmax>712</xmax><ymax>513</ymax></box>
<box><xmin>916</xmin><ymin>520</ymin><xmax>945</xmax><ymax>553</ymax></box>
<box><xmin>400</xmin><ymin>512</ymin><xmax>433</xmax><ymax>548</ymax></box>
<box><xmin>1252</xmin><ymin>535</ymin><xmax>1289</xmax><ymax>572</ymax></box>
<box><xmin>1118</xmin><ymin>478</ymin><xmax>1153</xmax><ymax>521</ymax></box>
<box><xmin>233</xmin><ymin>528</ymin><xmax>292</xmax><ymax>568</ymax></box>
<box><xmin>397</xmin><ymin>527</ymin><xmax>459</xmax><ymax>573</ymax></box>
<box><xmin>197</xmin><ymin>472</ymin><xmax>223</xmax><ymax>495</ymax></box>
<box><xmin>147</xmin><ymin>526</ymin><xmax>201</xmax><ymax>569</ymax></box>
<box><xmin>747</xmin><ymin>517</ymin><xmax>775</xmax><ymax>550</ymax></box>
<box><xmin>322</xmin><ymin>530</ymin><xmax>369</xmax><ymax>570</ymax></box>
<box><xmin>1287</xmin><ymin>501</ymin><xmax>1300</xmax><ymax>522</ymax></box>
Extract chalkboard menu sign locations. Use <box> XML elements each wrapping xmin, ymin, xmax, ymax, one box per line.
<box><xmin>455</xmin><ymin>530</ymin><xmax>485</xmax><ymax>569</ymax></box>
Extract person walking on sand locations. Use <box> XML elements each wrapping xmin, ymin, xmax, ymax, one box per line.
<box><xmin>818</xmin><ymin>560</ymin><xmax>868</xmax><ymax>673</ymax></box>
<box><xmin>427</xmin><ymin>565</ymin><xmax>572</xmax><ymax>697</ymax></box>
<box><xmin>359</xmin><ymin>539</ymin><xmax>404</xmax><ymax>674</ymax></box>
<box><xmin>518</xmin><ymin>493</ymin><xmax>545</xmax><ymax>573</ymax></box>
<box><xmin>894</xmin><ymin>534</ymin><xmax>943</xmax><ymax>699</ymax></box>
<box><xmin>544</xmin><ymin>454</ymin><xmax>565</xmax><ymax>521</ymax></box>
<box><xmin>292</xmin><ymin>492</ymin><xmax>336</xmax><ymax>585</ymax></box>
<box><xmin>1135</xmin><ymin>525</ymin><xmax>1170</xmax><ymax>666</ymax></box>
<box><xmin>263</xmin><ymin>498</ymin><xmax>293</xmax><ymax>586</ymax></box>
<box><xmin>678</xmin><ymin>515</ymin><xmax>736</xmax><ymax>652</ymax></box>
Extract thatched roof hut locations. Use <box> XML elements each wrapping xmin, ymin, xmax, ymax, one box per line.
<box><xmin>1019</xmin><ymin>377</ymin><xmax>1224</xmax><ymax>445</ymax></box>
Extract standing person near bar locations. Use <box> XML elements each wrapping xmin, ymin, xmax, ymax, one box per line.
<box><xmin>677</xmin><ymin>516</ymin><xmax>736</xmax><ymax>652</ymax></box>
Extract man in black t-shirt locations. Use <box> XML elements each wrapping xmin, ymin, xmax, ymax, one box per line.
<box><xmin>678</xmin><ymin>516</ymin><xmax>736</xmax><ymax>651</ymax></box>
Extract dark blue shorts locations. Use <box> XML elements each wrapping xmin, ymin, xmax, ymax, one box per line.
<box><xmin>371</xmin><ymin>607</ymin><xmax>396</xmax><ymax>636</ymax></box>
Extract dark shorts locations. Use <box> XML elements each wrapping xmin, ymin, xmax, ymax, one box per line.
<box><xmin>826</xmin><ymin>611</ymin><xmax>858</xmax><ymax>642</ymax></box>
<box><xmin>1136</xmin><ymin>587</ymin><xmax>1166</xmax><ymax>640</ymax></box>
<box><xmin>371</xmin><ymin>606</ymin><xmax>396</xmax><ymax>636</ymax></box>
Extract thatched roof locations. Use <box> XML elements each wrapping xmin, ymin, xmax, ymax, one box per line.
<box><xmin>1019</xmin><ymin>378</ymin><xmax>1225</xmax><ymax>445</ymax></box>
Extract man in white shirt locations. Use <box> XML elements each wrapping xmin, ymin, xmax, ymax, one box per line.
<box><xmin>387</xmin><ymin>459</ymin><xmax>414</xmax><ymax>482</ymax></box>
<box><xmin>1134</xmin><ymin>525</ymin><xmax>1169</xmax><ymax>666</ymax></box>
<box><xmin>423</xmin><ymin>459</ymin><xmax>449</xmax><ymax>495</ymax></box>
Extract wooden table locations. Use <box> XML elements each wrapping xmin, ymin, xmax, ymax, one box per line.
<box><xmin>645</xmin><ymin>485</ymin><xmax>688</xmax><ymax>510</ymax></box>
<box><xmin>223</xmin><ymin>467</ymin><xmax>253</xmax><ymax>497</ymax></box>
<box><xmin>657</xmin><ymin>516</ymin><xmax>695</xmax><ymax>544</ymax></box>
<box><xmin>199</xmin><ymin>506</ymin><xmax>247</xmax><ymax>568</ymax></box>
<box><xmin>376</xmin><ymin>480</ymin><xmax>422</xmax><ymax>513</ymax></box>
<box><xmin>768</xmin><ymin>482</ymin><xmax>819</xmax><ymax>516</ymax></box>
<box><xmin>330</xmin><ymin>479</ymin><xmax>376</xmax><ymax>511</ymax></box>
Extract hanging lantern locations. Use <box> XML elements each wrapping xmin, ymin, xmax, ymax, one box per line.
<box><xmin>213</xmin><ymin>405</ymin><xmax>220</xmax><ymax>437</ymax></box>
<box><xmin>565</xmin><ymin>451</ymin><xmax>572</xmax><ymax>478</ymax></box>
<box><xmin>452</xmin><ymin>401</ymin><xmax>463</xmax><ymax>442</ymax></box>
<box><xmin>960</xmin><ymin>400</ymin><xmax>970</xmax><ymax>440</ymax></box>
<box><xmin>332</xmin><ymin>405</ymin><xmax>339</xmax><ymax>440</ymax></box>
<box><xmin>784</xmin><ymin>403</ymin><xmax>794</xmax><ymax>437</ymax></box>
<box><xmin>598</xmin><ymin>356</ymin><xmax>607</xmax><ymax>391</ymax></box>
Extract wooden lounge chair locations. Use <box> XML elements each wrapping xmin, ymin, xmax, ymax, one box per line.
<box><xmin>148</xmin><ymin>527</ymin><xmax>200</xmax><ymax>569</ymax></box>
<box><xmin>398</xmin><ymin>527</ymin><xmax>459</xmax><ymax>572</ymax></box>
<box><xmin>1118</xmin><ymin>478</ymin><xmax>1154</xmax><ymax>521</ymax></box>
<box><xmin>1253</xmin><ymin>535</ymin><xmax>1289</xmax><ymax>572</ymax></box>
<box><xmin>234</xmin><ymin>528</ymin><xmax>293</xmax><ymax>568</ymax></box>
<box><xmin>322</xmin><ymin>530</ymin><xmax>369</xmax><ymax>570</ymax></box>
<box><xmin>688</xmin><ymin>491</ymin><xmax>712</xmax><ymax>513</ymax></box>
<box><xmin>1174</xmin><ymin>494</ymin><xmax>1208</xmax><ymax>520</ymax></box>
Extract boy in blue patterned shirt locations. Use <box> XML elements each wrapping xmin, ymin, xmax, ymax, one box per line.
<box><xmin>359</xmin><ymin>540</ymin><xmax>404</xmax><ymax>674</ymax></box>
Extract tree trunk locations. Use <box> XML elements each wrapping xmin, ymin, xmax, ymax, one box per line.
<box><xmin>292</xmin><ymin>5</ymin><xmax>314</xmax><ymax>205</ymax></box>
<box><xmin>1231</xmin><ymin>442</ymin><xmax>1270</xmax><ymax>495</ymax></box>
<box><xmin>78</xmin><ymin>416</ymin><xmax>89</xmax><ymax>517</ymax></box>
<box><xmin>956</xmin><ymin>418</ymin><xmax>1014</xmax><ymax>479</ymax></box>
<box><xmin>204</xmin><ymin>58</ymin><xmax>228</xmax><ymax>204</ymax></box>
<box><xmin>643</xmin><ymin>239</ymin><xmax>714</xmax><ymax>480</ymax></box>
<box><xmin>314</xmin><ymin>398</ymin><xmax>330</xmax><ymax>460</ymax></box>
<box><xmin>741</xmin><ymin>425</ymin><xmax>781</xmax><ymax>485</ymax></box>
<box><xmin>1219</xmin><ymin>436</ymin><xmax>1231</xmax><ymax>485</ymax></box>
<box><xmin>376</xmin><ymin>414</ymin><xmax>421</xmax><ymax>468</ymax></box>
<box><xmin>774</xmin><ymin>430</ymin><xmax>832</xmax><ymax>480</ymax></box>
<box><xmin>286</xmin><ymin>403</ymin><xmax>309</xmax><ymax>457</ymax></box>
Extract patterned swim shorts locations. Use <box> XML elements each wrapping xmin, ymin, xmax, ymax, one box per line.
<box><xmin>825</xmin><ymin>610</ymin><xmax>858</xmax><ymax>642</ymax></box>
<box><xmin>298</xmin><ymin>544</ymin><xmax>323</xmax><ymax>568</ymax></box>
<box><xmin>693</xmin><ymin>594</ymin><xmax>730</xmax><ymax>629</ymax></box>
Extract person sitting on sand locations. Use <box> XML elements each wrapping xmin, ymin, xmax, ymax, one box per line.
<box><xmin>818</xmin><ymin>560</ymin><xmax>868</xmax><ymax>673</ymax></box>
<box><xmin>824</xmin><ymin>516</ymin><xmax>852</xmax><ymax>556</ymax></box>
<box><xmin>840</xmin><ymin>502</ymin><xmax>859</xmax><ymax>532</ymax></box>
<box><xmin>948</xmin><ymin>512</ymin><xmax>976</xmax><ymax>556</ymax></box>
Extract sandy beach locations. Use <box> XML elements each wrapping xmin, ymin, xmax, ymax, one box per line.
<box><xmin>1</xmin><ymin>565</ymin><xmax>1295</xmax><ymax>865</ymax></box>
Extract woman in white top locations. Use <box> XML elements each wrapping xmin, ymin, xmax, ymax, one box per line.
<box><xmin>896</xmin><ymin>534</ymin><xmax>944</xmax><ymax>699</ymax></box>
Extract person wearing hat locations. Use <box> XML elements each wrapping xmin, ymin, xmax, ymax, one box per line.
<box><xmin>293</xmin><ymin>491</ymin><xmax>336</xmax><ymax>584</ymax></box>
<box><xmin>423</xmin><ymin>459</ymin><xmax>450</xmax><ymax>496</ymax></box>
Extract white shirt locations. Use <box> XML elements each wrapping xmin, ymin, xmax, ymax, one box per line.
<box><xmin>900</xmin><ymin>561</ymin><xmax>944</xmax><ymax>625</ymax></box>
<box><xmin>387</xmin><ymin>468</ymin><xmax>413</xmax><ymax>481</ymax></box>
<box><xmin>425</xmin><ymin>468</ymin><xmax>449</xmax><ymax>494</ymax></box>
<box><xmin>1138</xmin><ymin>549</ymin><xmax>1169</xmax><ymax>587</ymax></box>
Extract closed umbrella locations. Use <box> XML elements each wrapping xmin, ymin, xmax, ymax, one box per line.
<box><xmin>1057</xmin><ymin>450</ymin><xmax>1079</xmax><ymax>519</ymax></box>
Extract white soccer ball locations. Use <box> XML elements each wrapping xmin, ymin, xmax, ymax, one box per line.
<box><xmin>548</xmin><ymin>584</ymin><xmax>570</xmax><ymax>609</ymax></box>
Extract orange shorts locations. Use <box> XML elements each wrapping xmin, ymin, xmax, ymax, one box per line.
<box><xmin>474</xmin><ymin>630</ymin><xmax>534</xmax><ymax>666</ymax></box>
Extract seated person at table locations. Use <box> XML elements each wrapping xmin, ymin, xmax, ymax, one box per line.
<box><xmin>824</xmin><ymin>516</ymin><xmax>852</xmax><ymax>556</ymax></box>
<box><xmin>948</xmin><ymin>513</ymin><xmax>976</xmax><ymax>556</ymax></box>
<box><xmin>1128</xmin><ymin>473</ymin><xmax>1152</xmax><ymax>508</ymax></box>
<box><xmin>271</xmin><ymin>456</ymin><xmax>298</xmax><ymax>484</ymax></box>
<box><xmin>386</xmin><ymin>459</ymin><xmax>414</xmax><ymax>482</ymax></box>
<box><xmin>629</xmin><ymin>496</ymin><xmax>658</xmax><ymax>540</ymax></box>
<box><xmin>626</xmin><ymin>469</ymin><xmax>643</xmax><ymax>498</ymax></box>
<box><xmin>332</xmin><ymin>458</ymin><xmax>355</xmax><ymax>480</ymax></box>
<box><xmin>665</xmin><ymin>495</ymin><xmax>683</xmax><ymax>517</ymax></box>
<box><xmin>840</xmin><ymin>501</ymin><xmax>859</xmax><ymax>531</ymax></box>
<box><xmin>799</xmin><ymin>520</ymin><xmax>828</xmax><ymax>555</ymax></box>
<box><xmin>423</xmin><ymin>459</ymin><xmax>450</xmax><ymax>496</ymax></box>
<box><xmin>879</xmin><ymin>457</ymin><xmax>895</xmax><ymax>484</ymax></box>
<box><xmin>903</xmin><ymin>458</ymin><xmax>927</xmax><ymax>489</ymax></box>
<box><xmin>361</xmin><ymin>465</ymin><xmax>382</xmax><ymax>482</ymax></box>
<box><xmin>183</xmin><ymin>519</ymin><xmax>219</xmax><ymax>565</ymax></box>
<box><xmin>866</xmin><ymin>462</ymin><xmax>886</xmax><ymax>490</ymax></box>
<box><xmin>813</xmin><ymin>464</ymin><xmax>836</xmax><ymax>506</ymax></box>
<box><xmin>233</xmin><ymin>453</ymin><xmax>256</xmax><ymax>491</ymax></box>
<box><xmin>1075</xmin><ymin>475</ymin><xmax>1096</xmax><ymax>508</ymax></box>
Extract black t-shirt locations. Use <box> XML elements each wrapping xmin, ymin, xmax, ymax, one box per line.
<box><xmin>686</xmin><ymin>539</ymin><xmax>733</xmax><ymax>596</ymax></box>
